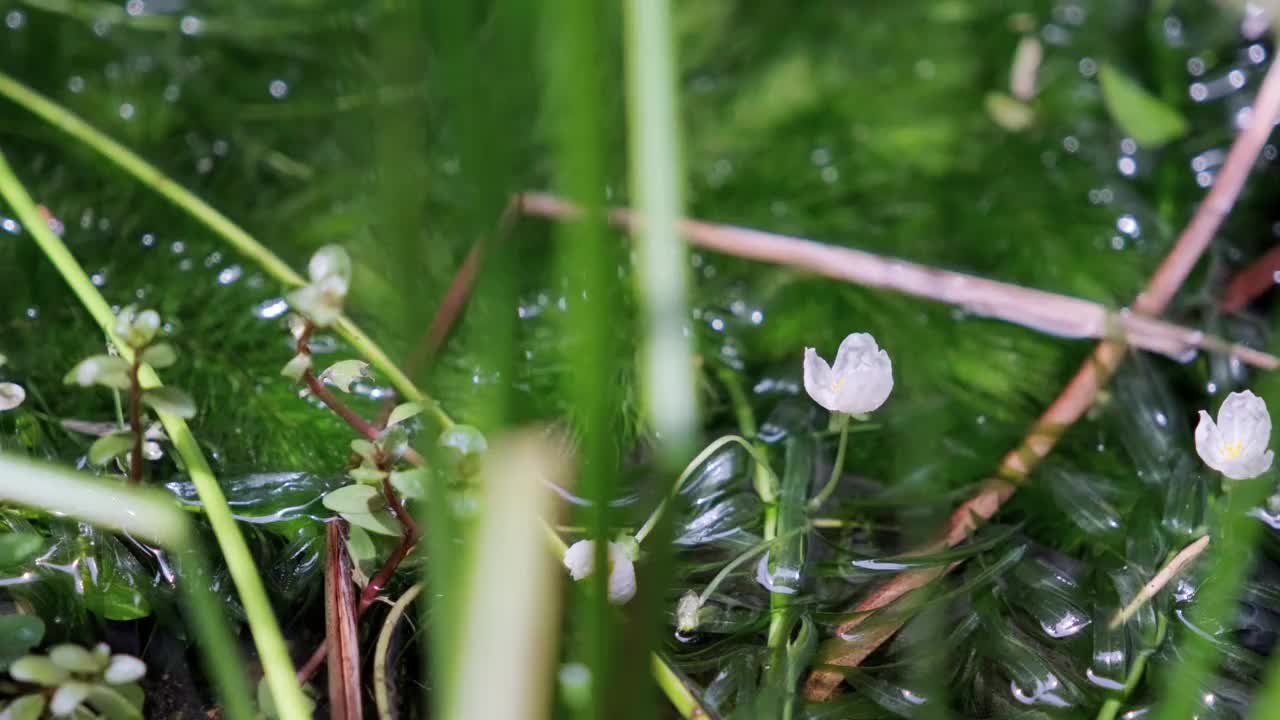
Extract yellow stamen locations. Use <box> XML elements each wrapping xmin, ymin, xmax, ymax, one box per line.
<box><xmin>830</xmin><ymin>377</ymin><xmax>846</xmax><ymax>393</ymax></box>
<box><xmin>1221</xmin><ymin>439</ymin><xmax>1245</xmax><ymax>460</ymax></box>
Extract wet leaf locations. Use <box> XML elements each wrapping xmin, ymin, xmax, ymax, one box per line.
<box><xmin>345</xmin><ymin>525</ymin><xmax>377</xmax><ymax>583</ymax></box>
<box><xmin>317</xmin><ymin>359</ymin><xmax>369</xmax><ymax>393</ymax></box>
<box><xmin>140</xmin><ymin>387</ymin><xmax>197</xmax><ymax>418</ymax></box>
<box><xmin>323</xmin><ymin>484</ymin><xmax>385</xmax><ymax>515</ymax></box>
<box><xmin>390</xmin><ymin>467</ymin><xmax>428</xmax><ymax>500</ymax></box>
<box><xmin>1043</xmin><ymin>465</ymin><xmax>1122</xmax><ymax>538</ymax></box>
<box><xmin>1098</xmin><ymin>63</ymin><xmax>1188</xmax><ymax>148</ymax></box>
<box><xmin>0</xmin><ymin>533</ymin><xmax>44</xmax><ymax>569</ymax></box>
<box><xmin>89</xmin><ymin>433</ymin><xmax>134</xmax><ymax>466</ymax></box>
<box><xmin>387</xmin><ymin>401</ymin><xmax>423</xmax><ymax>427</ymax></box>
<box><xmin>0</xmin><ymin>615</ymin><xmax>44</xmax><ymax>670</ymax></box>
<box><xmin>439</xmin><ymin>424</ymin><xmax>488</xmax><ymax>456</ymax></box>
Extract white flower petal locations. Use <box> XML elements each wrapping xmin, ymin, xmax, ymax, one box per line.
<box><xmin>1196</xmin><ymin>391</ymin><xmax>1273</xmax><ymax>480</ymax></box>
<box><xmin>606</xmin><ymin>546</ymin><xmax>636</xmax><ymax>605</ymax></box>
<box><xmin>562</xmin><ymin>540</ymin><xmax>595</xmax><ymax>581</ymax></box>
<box><xmin>0</xmin><ymin>382</ymin><xmax>24</xmax><ymax>411</ymax></box>
<box><xmin>803</xmin><ymin>333</ymin><xmax>893</xmax><ymax>415</ymax></box>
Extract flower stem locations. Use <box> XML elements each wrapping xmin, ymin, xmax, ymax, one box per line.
<box><xmin>808</xmin><ymin>413</ymin><xmax>850</xmax><ymax>511</ymax></box>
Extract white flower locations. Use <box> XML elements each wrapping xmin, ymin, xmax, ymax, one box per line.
<box><xmin>1195</xmin><ymin>390</ymin><xmax>1274</xmax><ymax>480</ymax></box>
<box><xmin>287</xmin><ymin>245</ymin><xmax>351</xmax><ymax>327</ymax></box>
<box><xmin>803</xmin><ymin>332</ymin><xmax>893</xmax><ymax>414</ymax></box>
<box><xmin>676</xmin><ymin>590</ymin><xmax>702</xmax><ymax>633</ymax></box>
<box><xmin>562</xmin><ymin>538</ymin><xmax>637</xmax><ymax>605</ymax></box>
<box><xmin>0</xmin><ymin>382</ymin><xmax>24</xmax><ymax>411</ymax></box>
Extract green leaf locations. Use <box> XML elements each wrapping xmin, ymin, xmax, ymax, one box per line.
<box><xmin>322</xmin><ymin>484</ymin><xmax>386</xmax><ymax>515</ymax></box>
<box><xmin>349</xmin><ymin>464</ymin><xmax>389</xmax><ymax>484</ymax></box>
<box><xmin>386</xmin><ymin>401</ymin><xmax>423</xmax><ymax>427</ymax></box>
<box><xmin>345</xmin><ymin>525</ymin><xmax>377</xmax><ymax>582</ymax></box>
<box><xmin>350</xmin><ymin>439</ymin><xmax>378</xmax><ymax>461</ymax></box>
<box><xmin>85</xmin><ymin>683</ymin><xmax>143</xmax><ymax>720</ymax></box>
<box><xmin>280</xmin><ymin>353</ymin><xmax>311</xmax><ymax>381</ymax></box>
<box><xmin>0</xmin><ymin>694</ymin><xmax>47</xmax><ymax>720</ymax></box>
<box><xmin>390</xmin><ymin>467</ymin><xmax>428</xmax><ymax>500</ymax></box>
<box><xmin>984</xmin><ymin>92</ymin><xmax>1034</xmax><ymax>132</ymax></box>
<box><xmin>0</xmin><ymin>533</ymin><xmax>44</xmax><ymax>569</ymax></box>
<box><xmin>9</xmin><ymin>655</ymin><xmax>70</xmax><ymax>687</ymax></box>
<box><xmin>341</xmin><ymin>510</ymin><xmax>402</xmax><ymax>537</ymax></box>
<box><xmin>139</xmin><ymin>342</ymin><xmax>177</xmax><ymax>369</ymax></box>
<box><xmin>0</xmin><ymin>615</ymin><xmax>44</xmax><ymax>670</ymax></box>
<box><xmin>50</xmin><ymin>644</ymin><xmax>107</xmax><ymax>674</ymax></box>
<box><xmin>1098</xmin><ymin>63</ymin><xmax>1188</xmax><ymax>148</ymax></box>
<box><xmin>114</xmin><ymin>308</ymin><xmax>160</xmax><ymax>349</ymax></box>
<box><xmin>439</xmin><ymin>424</ymin><xmax>488</xmax><ymax>456</ymax></box>
<box><xmin>89</xmin><ymin>433</ymin><xmax>134</xmax><ymax>466</ymax></box>
<box><xmin>140</xmin><ymin>387</ymin><xmax>196</xmax><ymax>419</ymax></box>
<box><xmin>65</xmin><ymin>356</ymin><xmax>131</xmax><ymax>390</ymax></box>
<box><xmin>317</xmin><ymin>360</ymin><xmax>369</xmax><ymax>393</ymax></box>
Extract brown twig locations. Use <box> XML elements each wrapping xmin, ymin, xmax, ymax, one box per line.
<box><xmin>374</xmin><ymin>193</ymin><xmax>523</xmax><ymax>423</ymax></box>
<box><xmin>127</xmin><ymin>358</ymin><xmax>143</xmax><ymax>485</ymax></box>
<box><xmin>800</xmin><ymin>53</ymin><xmax>1280</xmax><ymax>700</ymax></box>
<box><xmin>325</xmin><ymin>520</ymin><xmax>363</xmax><ymax>720</ymax></box>
<box><xmin>289</xmin><ymin>319</ymin><xmax>426</xmax><ymax>686</ymax></box>
<box><xmin>1221</xmin><ymin>244</ymin><xmax>1280</xmax><ymax>312</ymax></box>
<box><xmin>519</xmin><ymin>193</ymin><xmax>1280</xmax><ymax>370</ymax></box>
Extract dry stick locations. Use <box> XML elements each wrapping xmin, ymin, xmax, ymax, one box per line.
<box><xmin>1221</xmin><ymin>243</ymin><xmax>1280</xmax><ymax>312</ymax></box>
<box><xmin>374</xmin><ymin>195</ymin><xmax>522</xmax><ymax>424</ymax></box>
<box><xmin>1109</xmin><ymin>535</ymin><xmax>1210</xmax><ymax>630</ymax></box>
<box><xmin>519</xmin><ymin>57</ymin><xmax>1280</xmax><ymax>700</ymax></box>
<box><xmin>797</xmin><ymin>56</ymin><xmax>1280</xmax><ymax>700</ymax></box>
<box><xmin>293</xmin><ymin>321</ymin><xmax>425</xmax><ymax>685</ymax></box>
<box><xmin>325</xmin><ymin>520</ymin><xmax>364</xmax><ymax>720</ymax></box>
<box><xmin>519</xmin><ymin>194</ymin><xmax>1280</xmax><ymax>371</ymax></box>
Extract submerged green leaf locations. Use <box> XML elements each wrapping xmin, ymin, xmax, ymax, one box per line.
<box><xmin>0</xmin><ymin>615</ymin><xmax>44</xmax><ymax>670</ymax></box>
<box><xmin>0</xmin><ymin>533</ymin><xmax>44</xmax><ymax>569</ymax></box>
<box><xmin>139</xmin><ymin>342</ymin><xmax>177</xmax><ymax>369</ymax></box>
<box><xmin>1098</xmin><ymin>63</ymin><xmax>1188</xmax><ymax>148</ymax></box>
<box><xmin>317</xmin><ymin>360</ymin><xmax>369</xmax><ymax>393</ymax></box>
<box><xmin>0</xmin><ymin>695</ymin><xmax>47</xmax><ymax>720</ymax></box>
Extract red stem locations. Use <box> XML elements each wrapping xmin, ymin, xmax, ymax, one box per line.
<box><xmin>127</xmin><ymin>359</ymin><xmax>143</xmax><ymax>485</ymax></box>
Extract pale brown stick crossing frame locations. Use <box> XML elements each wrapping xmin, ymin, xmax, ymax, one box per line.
<box><xmin>518</xmin><ymin>53</ymin><xmax>1280</xmax><ymax>701</ymax></box>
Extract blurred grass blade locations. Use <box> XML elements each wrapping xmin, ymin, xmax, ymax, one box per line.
<box><xmin>0</xmin><ymin>71</ymin><xmax>450</xmax><ymax>428</ymax></box>
<box><xmin>622</xmin><ymin>0</ymin><xmax>697</xmax><ymax>465</ymax></box>
<box><xmin>0</xmin><ymin>453</ymin><xmax>254</xmax><ymax>720</ymax></box>
<box><xmin>447</xmin><ymin>432</ymin><xmax>567</xmax><ymax>720</ymax></box>
<box><xmin>0</xmin><ymin>150</ymin><xmax>310</xmax><ymax>720</ymax></box>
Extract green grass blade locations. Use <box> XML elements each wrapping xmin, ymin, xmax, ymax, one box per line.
<box><xmin>0</xmin><ymin>150</ymin><xmax>310</xmax><ymax>720</ymax></box>
<box><xmin>0</xmin><ymin>71</ymin><xmax>451</xmax><ymax>430</ymax></box>
<box><xmin>0</xmin><ymin>453</ymin><xmax>254</xmax><ymax>720</ymax></box>
<box><xmin>622</xmin><ymin>0</ymin><xmax>697</xmax><ymax>466</ymax></box>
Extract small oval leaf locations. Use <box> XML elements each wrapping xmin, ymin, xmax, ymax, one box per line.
<box><xmin>89</xmin><ymin>434</ymin><xmax>135</xmax><ymax>466</ymax></box>
<box><xmin>65</xmin><ymin>356</ymin><xmax>131</xmax><ymax>390</ymax></box>
<box><xmin>341</xmin><ymin>510</ymin><xmax>402</xmax><ymax>537</ymax></box>
<box><xmin>49</xmin><ymin>644</ymin><xmax>105</xmax><ymax>674</ymax></box>
<box><xmin>1098</xmin><ymin>63</ymin><xmax>1188</xmax><ymax>148</ymax></box>
<box><xmin>387</xmin><ymin>402</ymin><xmax>423</xmax><ymax>427</ymax></box>
<box><xmin>140</xmin><ymin>387</ymin><xmax>197</xmax><ymax>419</ymax></box>
<box><xmin>0</xmin><ymin>694</ymin><xmax>47</xmax><ymax>720</ymax></box>
<box><xmin>317</xmin><ymin>360</ymin><xmax>369</xmax><ymax>393</ymax></box>
<box><xmin>323</xmin><ymin>484</ymin><xmax>386</xmax><ymax>515</ymax></box>
<box><xmin>139</xmin><ymin>343</ymin><xmax>177</xmax><ymax>369</ymax></box>
<box><xmin>103</xmin><ymin>655</ymin><xmax>146</xmax><ymax>685</ymax></box>
<box><xmin>9</xmin><ymin>655</ymin><xmax>70</xmax><ymax>687</ymax></box>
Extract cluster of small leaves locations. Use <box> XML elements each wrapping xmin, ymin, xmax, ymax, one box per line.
<box><xmin>1</xmin><ymin>643</ymin><xmax>145</xmax><ymax>720</ymax></box>
<box><xmin>63</xmin><ymin>308</ymin><xmax>194</xmax><ymax>470</ymax></box>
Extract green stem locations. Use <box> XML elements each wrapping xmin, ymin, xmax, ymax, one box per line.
<box><xmin>808</xmin><ymin>413</ymin><xmax>850</xmax><ymax>511</ymax></box>
<box><xmin>1095</xmin><ymin>615</ymin><xmax>1166</xmax><ymax>720</ymax></box>
<box><xmin>542</xmin><ymin>524</ymin><xmax>709</xmax><ymax>719</ymax></box>
<box><xmin>0</xmin><ymin>151</ymin><xmax>310</xmax><ymax>720</ymax></box>
<box><xmin>635</xmin><ymin>434</ymin><xmax>775</xmax><ymax>543</ymax></box>
<box><xmin>0</xmin><ymin>71</ymin><xmax>453</xmax><ymax>431</ymax></box>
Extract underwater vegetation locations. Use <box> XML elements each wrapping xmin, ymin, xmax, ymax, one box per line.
<box><xmin>6</xmin><ymin>0</ymin><xmax>1280</xmax><ymax>718</ymax></box>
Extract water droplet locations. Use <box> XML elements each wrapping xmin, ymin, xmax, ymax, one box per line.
<box><xmin>255</xmin><ymin>298</ymin><xmax>289</xmax><ymax>319</ymax></box>
<box><xmin>5</xmin><ymin>10</ymin><xmax>25</xmax><ymax>29</ymax></box>
<box><xmin>180</xmin><ymin>15</ymin><xmax>203</xmax><ymax>35</ymax></box>
<box><xmin>1</xmin><ymin>217</ymin><xmax>19</xmax><ymax>234</ymax></box>
<box><xmin>170</xmin><ymin>240</ymin><xmax>185</xmax><ymax>254</ymax></box>
<box><xmin>125</xmin><ymin>0</ymin><xmax>144</xmax><ymax>17</ymax></box>
<box><xmin>269</xmin><ymin>79</ymin><xmax>289</xmax><ymax>99</ymax></box>
<box><xmin>119</xmin><ymin>103</ymin><xmax>135</xmax><ymax>120</ymax></box>
<box><xmin>1187</xmin><ymin>57</ymin><xmax>1205</xmax><ymax>76</ymax></box>
<box><xmin>217</xmin><ymin>265</ymin><xmax>242</xmax><ymax>285</ymax></box>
